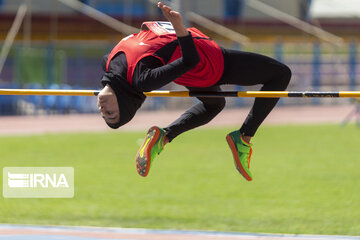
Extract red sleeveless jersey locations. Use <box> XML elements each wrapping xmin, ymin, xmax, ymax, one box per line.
<box><xmin>106</xmin><ymin>21</ymin><xmax>224</xmax><ymax>88</ymax></box>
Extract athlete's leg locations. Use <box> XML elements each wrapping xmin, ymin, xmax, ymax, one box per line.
<box><xmin>218</xmin><ymin>49</ymin><xmax>292</xmax><ymax>137</ymax></box>
<box><xmin>218</xmin><ymin>49</ymin><xmax>291</xmax><ymax>181</ymax></box>
<box><xmin>164</xmin><ymin>85</ymin><xmax>226</xmax><ymax>142</ymax></box>
<box><xmin>135</xmin><ymin>85</ymin><xmax>225</xmax><ymax>177</ymax></box>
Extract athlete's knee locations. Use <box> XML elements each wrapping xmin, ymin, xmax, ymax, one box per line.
<box><xmin>276</xmin><ymin>63</ymin><xmax>292</xmax><ymax>88</ymax></box>
<box><xmin>205</xmin><ymin>97</ymin><xmax>226</xmax><ymax>113</ymax></box>
<box><xmin>217</xmin><ymin>97</ymin><xmax>226</xmax><ymax>111</ymax></box>
<box><xmin>213</xmin><ymin>97</ymin><xmax>226</xmax><ymax>113</ymax></box>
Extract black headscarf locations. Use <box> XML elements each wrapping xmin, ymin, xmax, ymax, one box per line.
<box><xmin>101</xmin><ymin>72</ymin><xmax>146</xmax><ymax>129</ymax></box>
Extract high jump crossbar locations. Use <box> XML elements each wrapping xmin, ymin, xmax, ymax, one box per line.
<box><xmin>0</xmin><ymin>89</ymin><xmax>360</xmax><ymax>98</ymax></box>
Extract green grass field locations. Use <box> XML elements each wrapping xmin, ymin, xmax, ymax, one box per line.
<box><xmin>0</xmin><ymin>124</ymin><xmax>359</xmax><ymax>235</ymax></box>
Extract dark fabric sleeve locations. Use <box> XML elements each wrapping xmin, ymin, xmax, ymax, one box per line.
<box><xmin>132</xmin><ymin>33</ymin><xmax>200</xmax><ymax>92</ymax></box>
<box><xmin>164</xmin><ymin>86</ymin><xmax>226</xmax><ymax>142</ymax></box>
<box><xmin>101</xmin><ymin>52</ymin><xmax>128</xmax><ymax>87</ymax></box>
<box><xmin>177</xmin><ymin>33</ymin><xmax>201</xmax><ymax>67</ymax></box>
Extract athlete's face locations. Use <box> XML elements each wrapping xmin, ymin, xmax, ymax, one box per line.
<box><xmin>97</xmin><ymin>85</ymin><xmax>120</xmax><ymax>125</ymax></box>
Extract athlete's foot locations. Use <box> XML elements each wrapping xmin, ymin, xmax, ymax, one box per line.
<box><xmin>226</xmin><ymin>130</ymin><xmax>253</xmax><ymax>181</ymax></box>
<box><xmin>135</xmin><ymin>126</ymin><xmax>167</xmax><ymax>177</ymax></box>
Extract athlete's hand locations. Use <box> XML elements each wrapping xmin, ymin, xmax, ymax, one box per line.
<box><xmin>158</xmin><ymin>2</ymin><xmax>182</xmax><ymax>26</ymax></box>
<box><xmin>158</xmin><ymin>2</ymin><xmax>188</xmax><ymax>37</ymax></box>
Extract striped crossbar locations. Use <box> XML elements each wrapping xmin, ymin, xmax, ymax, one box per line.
<box><xmin>0</xmin><ymin>89</ymin><xmax>360</xmax><ymax>98</ymax></box>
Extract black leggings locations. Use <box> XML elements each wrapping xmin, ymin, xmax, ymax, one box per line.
<box><xmin>164</xmin><ymin>49</ymin><xmax>291</xmax><ymax>141</ymax></box>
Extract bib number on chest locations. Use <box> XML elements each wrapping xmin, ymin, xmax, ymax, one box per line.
<box><xmin>141</xmin><ymin>21</ymin><xmax>176</xmax><ymax>35</ymax></box>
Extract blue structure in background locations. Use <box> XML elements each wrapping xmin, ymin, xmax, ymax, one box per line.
<box><xmin>46</xmin><ymin>43</ymin><xmax>55</xmax><ymax>86</ymax></box>
<box><xmin>312</xmin><ymin>42</ymin><xmax>321</xmax><ymax>104</ymax></box>
<box><xmin>349</xmin><ymin>40</ymin><xmax>357</xmax><ymax>91</ymax></box>
<box><xmin>300</xmin><ymin>0</ymin><xmax>312</xmax><ymax>20</ymax></box>
<box><xmin>24</xmin><ymin>82</ymin><xmax>43</xmax><ymax>114</ymax></box>
<box><xmin>224</xmin><ymin>0</ymin><xmax>244</xmax><ymax>19</ymax></box>
<box><xmin>94</xmin><ymin>0</ymin><xmax>146</xmax><ymax>16</ymax></box>
<box><xmin>75</xmin><ymin>45</ymin><xmax>85</xmax><ymax>87</ymax></box>
<box><xmin>0</xmin><ymin>83</ymin><xmax>20</xmax><ymax>115</ymax></box>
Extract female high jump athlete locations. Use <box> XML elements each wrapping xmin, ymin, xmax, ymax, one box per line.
<box><xmin>97</xmin><ymin>2</ymin><xmax>291</xmax><ymax>181</ymax></box>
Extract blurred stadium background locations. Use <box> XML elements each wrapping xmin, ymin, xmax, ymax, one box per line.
<box><xmin>0</xmin><ymin>0</ymin><xmax>359</xmax><ymax>116</ymax></box>
<box><xmin>1</xmin><ymin>1</ymin><xmax>360</xmax><ymax>238</ymax></box>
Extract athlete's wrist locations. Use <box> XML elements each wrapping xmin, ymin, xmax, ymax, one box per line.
<box><xmin>174</xmin><ymin>25</ymin><xmax>189</xmax><ymax>37</ymax></box>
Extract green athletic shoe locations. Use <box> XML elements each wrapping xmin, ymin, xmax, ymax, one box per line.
<box><xmin>135</xmin><ymin>126</ymin><xmax>166</xmax><ymax>177</ymax></box>
<box><xmin>226</xmin><ymin>130</ymin><xmax>253</xmax><ymax>181</ymax></box>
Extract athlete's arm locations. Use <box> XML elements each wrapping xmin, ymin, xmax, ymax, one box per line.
<box><xmin>157</xmin><ymin>2</ymin><xmax>199</xmax><ymax>66</ymax></box>
<box><xmin>132</xmin><ymin>3</ymin><xmax>200</xmax><ymax>92</ymax></box>
<box><xmin>132</xmin><ymin>34</ymin><xmax>200</xmax><ymax>91</ymax></box>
